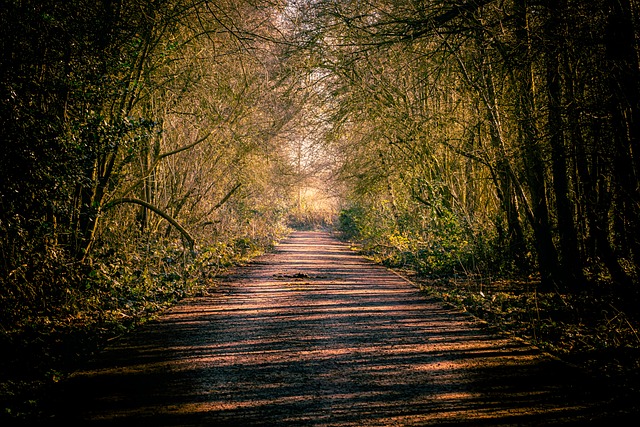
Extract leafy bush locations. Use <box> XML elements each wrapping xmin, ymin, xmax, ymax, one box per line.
<box><xmin>338</xmin><ymin>206</ymin><xmax>365</xmax><ymax>239</ymax></box>
<box><xmin>337</xmin><ymin>201</ymin><xmax>481</xmax><ymax>276</ymax></box>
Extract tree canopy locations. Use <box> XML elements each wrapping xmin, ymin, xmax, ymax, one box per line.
<box><xmin>1</xmin><ymin>0</ymin><xmax>639</xmax><ymax>339</ymax></box>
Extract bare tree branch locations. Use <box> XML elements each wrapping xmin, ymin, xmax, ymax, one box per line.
<box><xmin>158</xmin><ymin>130</ymin><xmax>214</xmax><ymax>159</ymax></box>
<box><xmin>105</xmin><ymin>198</ymin><xmax>195</xmax><ymax>249</ymax></box>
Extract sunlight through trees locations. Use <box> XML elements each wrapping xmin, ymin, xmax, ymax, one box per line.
<box><xmin>1</xmin><ymin>0</ymin><xmax>639</xmax><ymax>346</ymax></box>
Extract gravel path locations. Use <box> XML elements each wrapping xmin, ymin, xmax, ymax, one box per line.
<box><xmin>49</xmin><ymin>231</ymin><xmax>612</xmax><ymax>426</ymax></box>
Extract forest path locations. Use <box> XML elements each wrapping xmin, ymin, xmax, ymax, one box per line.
<box><xmin>50</xmin><ymin>231</ymin><xmax>612</xmax><ymax>426</ymax></box>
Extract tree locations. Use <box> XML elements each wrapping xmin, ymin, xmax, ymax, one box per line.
<box><xmin>0</xmin><ymin>0</ymin><xmax>303</xmax><ymax>328</ymax></box>
<box><xmin>292</xmin><ymin>0</ymin><xmax>640</xmax><ymax>289</ymax></box>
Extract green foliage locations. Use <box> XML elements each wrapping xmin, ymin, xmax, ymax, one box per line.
<box><xmin>338</xmin><ymin>201</ymin><xmax>484</xmax><ymax>276</ymax></box>
<box><xmin>338</xmin><ymin>206</ymin><xmax>365</xmax><ymax>239</ymax></box>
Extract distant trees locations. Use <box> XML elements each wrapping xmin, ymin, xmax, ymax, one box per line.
<box><xmin>299</xmin><ymin>0</ymin><xmax>640</xmax><ymax>292</ymax></box>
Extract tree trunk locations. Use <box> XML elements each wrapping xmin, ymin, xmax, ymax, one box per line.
<box><xmin>544</xmin><ymin>0</ymin><xmax>584</xmax><ymax>290</ymax></box>
<box><xmin>513</xmin><ymin>0</ymin><xmax>561</xmax><ymax>288</ymax></box>
<box><xmin>605</xmin><ymin>0</ymin><xmax>640</xmax><ymax>280</ymax></box>
<box><xmin>483</xmin><ymin>63</ymin><xmax>527</xmax><ymax>268</ymax></box>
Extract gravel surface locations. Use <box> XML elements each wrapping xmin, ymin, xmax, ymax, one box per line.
<box><xmin>47</xmin><ymin>231</ymin><xmax>617</xmax><ymax>426</ymax></box>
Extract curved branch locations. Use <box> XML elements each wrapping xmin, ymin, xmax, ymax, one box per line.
<box><xmin>105</xmin><ymin>198</ymin><xmax>194</xmax><ymax>249</ymax></box>
<box><xmin>158</xmin><ymin>130</ymin><xmax>214</xmax><ymax>160</ymax></box>
<box><xmin>118</xmin><ymin>131</ymin><xmax>215</xmax><ymax>201</ymax></box>
<box><xmin>214</xmin><ymin>183</ymin><xmax>242</xmax><ymax>210</ymax></box>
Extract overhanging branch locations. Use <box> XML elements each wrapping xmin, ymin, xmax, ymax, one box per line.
<box><xmin>158</xmin><ymin>130</ymin><xmax>214</xmax><ymax>159</ymax></box>
<box><xmin>105</xmin><ymin>198</ymin><xmax>195</xmax><ymax>249</ymax></box>
<box><xmin>214</xmin><ymin>183</ymin><xmax>242</xmax><ymax>210</ymax></box>
<box><xmin>355</xmin><ymin>0</ymin><xmax>496</xmax><ymax>41</ymax></box>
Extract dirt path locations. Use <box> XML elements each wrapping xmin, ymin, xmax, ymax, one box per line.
<box><xmin>48</xmin><ymin>231</ymin><xmax>615</xmax><ymax>425</ymax></box>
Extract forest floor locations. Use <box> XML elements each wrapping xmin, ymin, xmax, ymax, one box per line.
<box><xmin>22</xmin><ymin>231</ymin><xmax>640</xmax><ymax>425</ymax></box>
<box><xmin>396</xmin><ymin>265</ymin><xmax>640</xmax><ymax>406</ymax></box>
<box><xmin>2</xmin><ymin>230</ymin><xmax>639</xmax><ymax>425</ymax></box>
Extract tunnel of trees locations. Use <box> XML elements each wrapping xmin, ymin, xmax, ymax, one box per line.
<box><xmin>1</xmin><ymin>0</ymin><xmax>640</xmax><ymax>418</ymax></box>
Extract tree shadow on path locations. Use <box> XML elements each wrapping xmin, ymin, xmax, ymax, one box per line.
<box><xmin>45</xmin><ymin>232</ymin><xmax>632</xmax><ymax>426</ymax></box>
